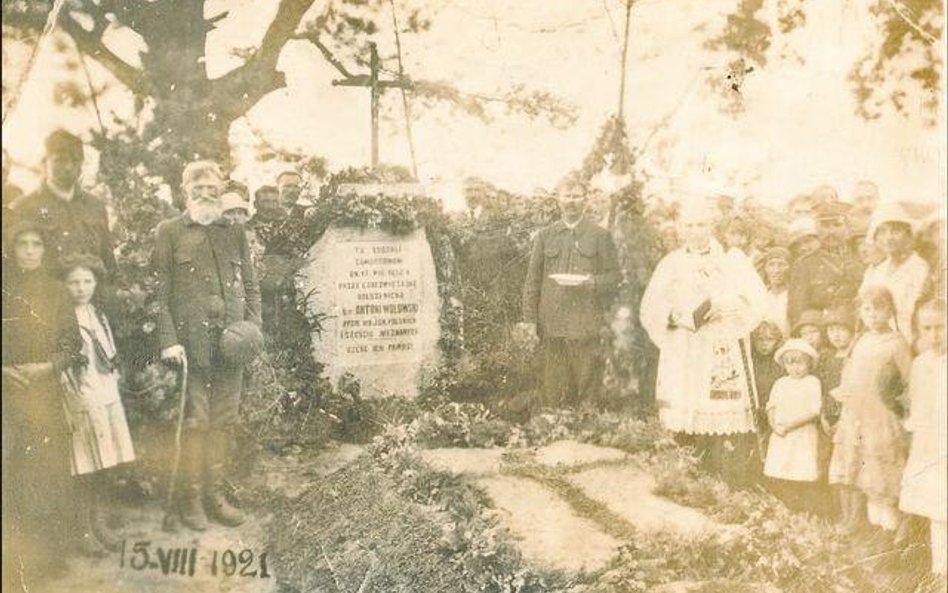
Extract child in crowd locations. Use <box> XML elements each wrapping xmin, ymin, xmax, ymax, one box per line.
<box><xmin>899</xmin><ymin>299</ymin><xmax>947</xmax><ymax>577</ymax></box>
<box><xmin>751</xmin><ymin>321</ymin><xmax>784</xmax><ymax>414</ymax></box>
<box><xmin>764</xmin><ymin>339</ymin><xmax>822</xmax><ymax>514</ymax></box>
<box><xmin>818</xmin><ymin>307</ymin><xmax>855</xmax><ymax>434</ymax></box>
<box><xmin>723</xmin><ymin>218</ymin><xmax>752</xmax><ymax>255</ymax></box>
<box><xmin>829</xmin><ymin>286</ymin><xmax>912</xmax><ymax>536</ymax></box>
<box><xmin>59</xmin><ymin>254</ymin><xmax>135</xmax><ymax>556</ymax></box>
<box><xmin>817</xmin><ymin>307</ymin><xmax>856</xmax><ymax>519</ymax></box>
<box><xmin>792</xmin><ymin>309</ymin><xmax>824</xmax><ymax>353</ymax></box>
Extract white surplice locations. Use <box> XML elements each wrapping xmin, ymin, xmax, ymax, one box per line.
<box><xmin>640</xmin><ymin>241</ymin><xmax>767</xmax><ymax>434</ymax></box>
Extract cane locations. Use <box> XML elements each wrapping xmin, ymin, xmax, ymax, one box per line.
<box><xmin>162</xmin><ymin>356</ymin><xmax>188</xmax><ymax>533</ymax></box>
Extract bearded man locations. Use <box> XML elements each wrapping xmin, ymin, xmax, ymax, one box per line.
<box><xmin>154</xmin><ymin>160</ymin><xmax>261</xmax><ymax>531</ymax></box>
<box><xmin>640</xmin><ymin>200</ymin><xmax>767</xmax><ymax>485</ymax></box>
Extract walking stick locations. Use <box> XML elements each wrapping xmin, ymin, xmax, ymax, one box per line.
<box><xmin>162</xmin><ymin>357</ymin><xmax>188</xmax><ymax>533</ymax></box>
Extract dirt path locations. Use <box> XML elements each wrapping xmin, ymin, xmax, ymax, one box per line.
<box><xmin>35</xmin><ymin>443</ymin><xmax>363</xmax><ymax>593</ymax></box>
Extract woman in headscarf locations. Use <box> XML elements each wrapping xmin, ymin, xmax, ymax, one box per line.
<box><xmin>2</xmin><ymin>221</ymin><xmax>84</xmax><ymax>588</ymax></box>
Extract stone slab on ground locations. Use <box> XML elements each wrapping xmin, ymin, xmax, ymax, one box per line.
<box><xmin>419</xmin><ymin>447</ymin><xmax>507</xmax><ymax>476</ymax></box>
<box><xmin>569</xmin><ymin>465</ymin><xmax>722</xmax><ymax>537</ymax></box>
<box><xmin>533</xmin><ymin>440</ymin><xmax>628</xmax><ymax>468</ymax></box>
<box><xmin>476</xmin><ymin>475</ymin><xmax>620</xmax><ymax>573</ymax></box>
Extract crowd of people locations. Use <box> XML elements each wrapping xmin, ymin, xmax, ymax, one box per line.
<box><xmin>1</xmin><ymin>129</ymin><xmax>946</xmax><ymax>590</ymax></box>
<box><xmin>636</xmin><ymin>184</ymin><xmax>946</xmax><ymax>580</ymax></box>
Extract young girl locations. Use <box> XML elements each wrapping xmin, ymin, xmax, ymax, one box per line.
<box><xmin>817</xmin><ymin>307</ymin><xmax>856</xmax><ymax>519</ymax></box>
<box><xmin>829</xmin><ymin>286</ymin><xmax>912</xmax><ymax>536</ymax></box>
<box><xmin>818</xmin><ymin>307</ymin><xmax>855</xmax><ymax>440</ymax></box>
<box><xmin>899</xmin><ymin>299</ymin><xmax>947</xmax><ymax>577</ymax></box>
<box><xmin>763</xmin><ymin>339</ymin><xmax>822</xmax><ymax>514</ymax></box>
<box><xmin>751</xmin><ymin>321</ymin><xmax>784</xmax><ymax>414</ymax></box>
<box><xmin>59</xmin><ymin>254</ymin><xmax>135</xmax><ymax>556</ymax></box>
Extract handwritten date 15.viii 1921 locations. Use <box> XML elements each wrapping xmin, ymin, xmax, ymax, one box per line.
<box><xmin>119</xmin><ymin>540</ymin><xmax>271</xmax><ymax>578</ymax></box>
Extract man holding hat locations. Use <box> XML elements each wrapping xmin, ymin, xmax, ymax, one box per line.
<box><xmin>8</xmin><ymin>130</ymin><xmax>116</xmax><ymax>275</ymax></box>
<box><xmin>521</xmin><ymin>185</ymin><xmax>619</xmax><ymax>410</ymax></box>
<box><xmin>861</xmin><ymin>201</ymin><xmax>930</xmax><ymax>343</ymax></box>
<box><xmin>154</xmin><ymin>160</ymin><xmax>262</xmax><ymax>530</ymax></box>
<box><xmin>788</xmin><ymin>201</ymin><xmax>863</xmax><ymax>325</ymax></box>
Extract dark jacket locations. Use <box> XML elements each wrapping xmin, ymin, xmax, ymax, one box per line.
<box><xmin>8</xmin><ymin>183</ymin><xmax>116</xmax><ymax>274</ymax></box>
<box><xmin>522</xmin><ymin>218</ymin><xmax>620</xmax><ymax>339</ymax></box>
<box><xmin>154</xmin><ymin>214</ymin><xmax>261</xmax><ymax>368</ymax></box>
<box><xmin>1</xmin><ymin>264</ymin><xmax>83</xmax><ymax>372</ymax></box>
<box><xmin>787</xmin><ymin>247</ymin><xmax>863</xmax><ymax>324</ymax></box>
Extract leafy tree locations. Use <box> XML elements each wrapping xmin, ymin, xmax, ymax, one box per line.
<box><xmin>2</xmin><ymin>0</ymin><xmax>577</xmax><ymax>186</ymax></box>
<box><xmin>709</xmin><ymin>0</ymin><xmax>943</xmax><ymax>123</ymax></box>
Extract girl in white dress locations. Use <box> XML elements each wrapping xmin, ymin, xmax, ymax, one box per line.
<box><xmin>60</xmin><ymin>255</ymin><xmax>135</xmax><ymax>556</ymax></box>
<box><xmin>900</xmin><ymin>299</ymin><xmax>947</xmax><ymax>577</ymax></box>
<box><xmin>764</xmin><ymin>339</ymin><xmax>822</xmax><ymax>514</ymax></box>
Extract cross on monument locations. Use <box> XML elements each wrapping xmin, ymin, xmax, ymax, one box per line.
<box><xmin>332</xmin><ymin>42</ymin><xmax>413</xmax><ymax>168</ymax></box>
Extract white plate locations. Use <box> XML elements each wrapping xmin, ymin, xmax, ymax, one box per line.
<box><xmin>549</xmin><ymin>273</ymin><xmax>590</xmax><ymax>286</ymax></box>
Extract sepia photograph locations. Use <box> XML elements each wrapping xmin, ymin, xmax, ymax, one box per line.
<box><xmin>1</xmin><ymin>1</ymin><xmax>946</xmax><ymax>592</ymax></box>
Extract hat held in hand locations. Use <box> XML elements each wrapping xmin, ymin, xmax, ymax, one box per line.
<box><xmin>219</xmin><ymin>320</ymin><xmax>264</xmax><ymax>365</ymax></box>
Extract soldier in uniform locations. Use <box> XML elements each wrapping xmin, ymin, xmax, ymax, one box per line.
<box><xmin>8</xmin><ymin>130</ymin><xmax>116</xmax><ymax>276</ymax></box>
<box><xmin>788</xmin><ymin>201</ymin><xmax>864</xmax><ymax>325</ymax></box>
<box><xmin>521</xmin><ymin>187</ymin><xmax>619</xmax><ymax>410</ymax></box>
<box><xmin>155</xmin><ymin>160</ymin><xmax>261</xmax><ymax>531</ymax></box>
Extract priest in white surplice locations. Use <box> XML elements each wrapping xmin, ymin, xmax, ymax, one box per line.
<box><xmin>640</xmin><ymin>201</ymin><xmax>767</xmax><ymax>483</ymax></box>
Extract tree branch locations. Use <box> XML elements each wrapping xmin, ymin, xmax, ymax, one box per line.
<box><xmin>294</xmin><ymin>32</ymin><xmax>354</xmax><ymax>78</ymax></box>
<box><xmin>58</xmin><ymin>9</ymin><xmax>149</xmax><ymax>95</ymax></box>
<box><xmin>209</xmin><ymin>0</ymin><xmax>317</xmax><ymax>119</ymax></box>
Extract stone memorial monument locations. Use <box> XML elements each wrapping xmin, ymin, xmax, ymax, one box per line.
<box><xmin>297</xmin><ymin>183</ymin><xmax>442</xmax><ymax>398</ymax></box>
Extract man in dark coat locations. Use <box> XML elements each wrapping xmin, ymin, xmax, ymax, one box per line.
<box><xmin>155</xmin><ymin>160</ymin><xmax>261</xmax><ymax>531</ymax></box>
<box><xmin>788</xmin><ymin>201</ymin><xmax>864</xmax><ymax>325</ymax></box>
<box><xmin>522</xmin><ymin>187</ymin><xmax>620</xmax><ymax>409</ymax></box>
<box><xmin>7</xmin><ymin>130</ymin><xmax>116</xmax><ymax>275</ymax></box>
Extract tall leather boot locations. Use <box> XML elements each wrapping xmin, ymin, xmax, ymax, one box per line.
<box><xmin>203</xmin><ymin>429</ymin><xmax>245</xmax><ymax>527</ymax></box>
<box><xmin>178</xmin><ymin>430</ymin><xmax>208</xmax><ymax>532</ymax></box>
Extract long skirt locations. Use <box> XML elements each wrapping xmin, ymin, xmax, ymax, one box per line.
<box><xmin>2</xmin><ymin>377</ymin><xmax>72</xmax><ymax>589</ymax></box>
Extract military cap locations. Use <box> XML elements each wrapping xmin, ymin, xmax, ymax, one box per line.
<box><xmin>788</xmin><ymin>216</ymin><xmax>818</xmax><ymax>244</ymax></box>
<box><xmin>45</xmin><ymin>129</ymin><xmax>84</xmax><ymax>161</ymax></box>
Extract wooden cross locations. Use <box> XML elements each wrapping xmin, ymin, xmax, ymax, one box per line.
<box><xmin>332</xmin><ymin>42</ymin><xmax>413</xmax><ymax>168</ymax></box>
